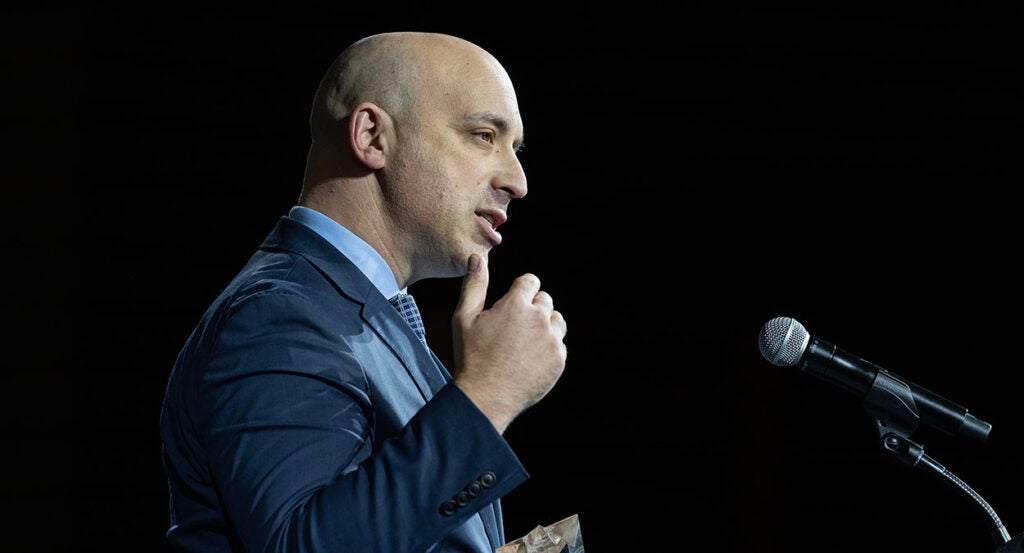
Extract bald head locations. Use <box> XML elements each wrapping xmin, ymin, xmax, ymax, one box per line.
<box><xmin>300</xmin><ymin>31</ymin><xmax>521</xmax><ymax>202</ymax></box>
<box><xmin>298</xmin><ymin>32</ymin><xmax>526</xmax><ymax>286</ymax></box>
<box><xmin>309</xmin><ymin>32</ymin><xmax>504</xmax><ymax>140</ymax></box>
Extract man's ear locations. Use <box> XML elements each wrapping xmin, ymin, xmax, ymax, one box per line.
<box><xmin>349</xmin><ymin>102</ymin><xmax>389</xmax><ymax>170</ymax></box>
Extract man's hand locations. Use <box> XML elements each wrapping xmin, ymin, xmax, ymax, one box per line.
<box><xmin>451</xmin><ymin>253</ymin><xmax>568</xmax><ymax>433</ymax></box>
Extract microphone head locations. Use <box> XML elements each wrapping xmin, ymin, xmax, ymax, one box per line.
<box><xmin>759</xmin><ymin>316</ymin><xmax>811</xmax><ymax>367</ymax></box>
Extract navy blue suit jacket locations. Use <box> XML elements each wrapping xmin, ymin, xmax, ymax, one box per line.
<box><xmin>160</xmin><ymin>215</ymin><xmax>529</xmax><ymax>553</ymax></box>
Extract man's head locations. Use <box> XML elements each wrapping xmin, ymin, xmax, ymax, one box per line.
<box><xmin>300</xmin><ymin>32</ymin><xmax>528</xmax><ymax>288</ymax></box>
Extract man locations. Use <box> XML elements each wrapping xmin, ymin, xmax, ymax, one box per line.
<box><xmin>159</xmin><ymin>31</ymin><xmax>568</xmax><ymax>553</ymax></box>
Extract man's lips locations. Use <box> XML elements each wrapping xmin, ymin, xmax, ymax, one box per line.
<box><xmin>476</xmin><ymin>210</ymin><xmax>507</xmax><ymax>244</ymax></box>
<box><xmin>476</xmin><ymin>209</ymin><xmax>507</xmax><ymax>230</ymax></box>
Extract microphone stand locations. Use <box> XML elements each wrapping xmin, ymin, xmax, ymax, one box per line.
<box><xmin>861</xmin><ymin>371</ymin><xmax>1023</xmax><ymax>552</ymax></box>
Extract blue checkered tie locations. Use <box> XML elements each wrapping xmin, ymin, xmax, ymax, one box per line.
<box><xmin>388</xmin><ymin>292</ymin><xmax>426</xmax><ymax>343</ymax></box>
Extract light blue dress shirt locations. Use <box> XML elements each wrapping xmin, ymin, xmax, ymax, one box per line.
<box><xmin>288</xmin><ymin>205</ymin><xmax>404</xmax><ymax>299</ymax></box>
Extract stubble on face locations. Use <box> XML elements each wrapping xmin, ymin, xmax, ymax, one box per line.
<box><xmin>382</xmin><ymin>129</ymin><xmax>475</xmax><ymax>281</ymax></box>
<box><xmin>382</xmin><ymin>43</ymin><xmax>520</xmax><ymax>285</ymax></box>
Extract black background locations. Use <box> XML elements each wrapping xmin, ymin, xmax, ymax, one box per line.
<box><xmin>9</xmin><ymin>2</ymin><xmax>1023</xmax><ymax>552</ymax></box>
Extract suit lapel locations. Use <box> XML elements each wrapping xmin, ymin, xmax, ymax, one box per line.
<box><xmin>262</xmin><ymin>216</ymin><xmax>449</xmax><ymax>400</ymax></box>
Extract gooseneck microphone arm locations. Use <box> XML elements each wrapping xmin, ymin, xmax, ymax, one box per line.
<box><xmin>758</xmin><ymin>316</ymin><xmax>1021</xmax><ymax>550</ymax></box>
<box><xmin>879</xmin><ymin>432</ymin><xmax>1012</xmax><ymax>545</ymax></box>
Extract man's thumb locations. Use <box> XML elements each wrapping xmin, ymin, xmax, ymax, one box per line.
<box><xmin>455</xmin><ymin>253</ymin><xmax>488</xmax><ymax>317</ymax></box>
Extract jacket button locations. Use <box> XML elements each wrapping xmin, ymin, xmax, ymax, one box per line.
<box><xmin>466</xmin><ymin>482</ymin><xmax>482</xmax><ymax>497</ymax></box>
<box><xmin>478</xmin><ymin>471</ymin><xmax>496</xmax><ymax>488</ymax></box>
<box><xmin>456</xmin><ymin>490</ymin><xmax>471</xmax><ymax>506</ymax></box>
<box><xmin>440</xmin><ymin>500</ymin><xmax>458</xmax><ymax>516</ymax></box>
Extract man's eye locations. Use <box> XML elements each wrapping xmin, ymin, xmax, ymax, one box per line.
<box><xmin>474</xmin><ymin>131</ymin><xmax>495</xmax><ymax>143</ymax></box>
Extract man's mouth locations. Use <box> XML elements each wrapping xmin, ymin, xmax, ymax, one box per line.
<box><xmin>476</xmin><ymin>210</ymin><xmax>507</xmax><ymax>230</ymax></box>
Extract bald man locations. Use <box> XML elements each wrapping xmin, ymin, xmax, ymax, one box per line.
<box><xmin>159</xmin><ymin>32</ymin><xmax>568</xmax><ymax>553</ymax></box>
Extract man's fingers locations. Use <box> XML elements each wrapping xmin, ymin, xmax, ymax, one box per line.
<box><xmin>532</xmin><ymin>291</ymin><xmax>554</xmax><ymax>310</ymax></box>
<box><xmin>551</xmin><ymin>309</ymin><xmax>567</xmax><ymax>337</ymax></box>
<box><xmin>509</xmin><ymin>273</ymin><xmax>542</xmax><ymax>303</ymax></box>
<box><xmin>455</xmin><ymin>254</ymin><xmax>489</xmax><ymax>318</ymax></box>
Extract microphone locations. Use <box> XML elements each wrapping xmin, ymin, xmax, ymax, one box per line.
<box><xmin>758</xmin><ymin>316</ymin><xmax>992</xmax><ymax>443</ymax></box>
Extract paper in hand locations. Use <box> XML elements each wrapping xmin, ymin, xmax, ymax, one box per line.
<box><xmin>495</xmin><ymin>513</ymin><xmax>583</xmax><ymax>553</ymax></box>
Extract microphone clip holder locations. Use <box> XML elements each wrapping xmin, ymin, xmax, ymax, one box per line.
<box><xmin>862</xmin><ymin>368</ymin><xmax>921</xmax><ymax>444</ymax></box>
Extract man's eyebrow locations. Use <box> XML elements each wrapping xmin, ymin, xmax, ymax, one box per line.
<box><xmin>462</xmin><ymin>111</ymin><xmax>526</xmax><ymax>151</ymax></box>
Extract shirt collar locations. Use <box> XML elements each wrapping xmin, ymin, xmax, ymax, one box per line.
<box><xmin>288</xmin><ymin>205</ymin><xmax>403</xmax><ymax>299</ymax></box>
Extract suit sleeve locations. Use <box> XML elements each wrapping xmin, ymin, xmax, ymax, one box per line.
<box><xmin>196</xmin><ymin>287</ymin><xmax>528</xmax><ymax>553</ymax></box>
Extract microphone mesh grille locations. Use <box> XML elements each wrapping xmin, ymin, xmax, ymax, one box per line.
<box><xmin>758</xmin><ymin>316</ymin><xmax>809</xmax><ymax>367</ymax></box>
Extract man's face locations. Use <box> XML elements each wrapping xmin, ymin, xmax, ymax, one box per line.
<box><xmin>384</xmin><ymin>53</ymin><xmax>527</xmax><ymax>282</ymax></box>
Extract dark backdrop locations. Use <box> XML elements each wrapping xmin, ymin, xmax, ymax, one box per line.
<box><xmin>11</xmin><ymin>2</ymin><xmax>1023</xmax><ymax>552</ymax></box>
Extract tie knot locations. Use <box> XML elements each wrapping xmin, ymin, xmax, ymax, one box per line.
<box><xmin>389</xmin><ymin>292</ymin><xmax>426</xmax><ymax>343</ymax></box>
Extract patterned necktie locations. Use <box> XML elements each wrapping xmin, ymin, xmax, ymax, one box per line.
<box><xmin>388</xmin><ymin>292</ymin><xmax>427</xmax><ymax>343</ymax></box>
